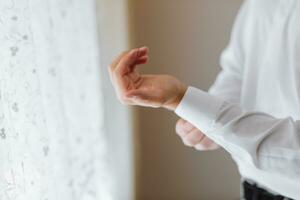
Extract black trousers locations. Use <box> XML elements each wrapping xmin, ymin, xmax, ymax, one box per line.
<box><xmin>243</xmin><ymin>181</ymin><xmax>294</xmax><ymax>200</ymax></box>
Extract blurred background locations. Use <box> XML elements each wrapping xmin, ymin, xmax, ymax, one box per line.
<box><xmin>98</xmin><ymin>0</ymin><xmax>242</xmax><ymax>199</ymax></box>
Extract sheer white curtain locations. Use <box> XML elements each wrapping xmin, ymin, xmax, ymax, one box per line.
<box><xmin>97</xmin><ymin>1</ymin><xmax>134</xmax><ymax>200</ymax></box>
<box><xmin>0</xmin><ymin>0</ymin><xmax>112</xmax><ymax>199</ymax></box>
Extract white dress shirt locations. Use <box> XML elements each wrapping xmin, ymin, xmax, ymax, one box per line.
<box><xmin>175</xmin><ymin>0</ymin><xmax>300</xmax><ymax>199</ymax></box>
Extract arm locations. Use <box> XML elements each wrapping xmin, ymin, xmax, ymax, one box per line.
<box><xmin>109</xmin><ymin>0</ymin><xmax>300</xmax><ymax>177</ymax></box>
<box><xmin>175</xmin><ymin>0</ymin><xmax>252</xmax><ymax>152</ymax></box>
<box><xmin>109</xmin><ymin>47</ymin><xmax>300</xmax><ymax>178</ymax></box>
<box><xmin>174</xmin><ymin>2</ymin><xmax>300</xmax><ymax>177</ymax></box>
<box><xmin>175</xmin><ymin>87</ymin><xmax>300</xmax><ymax>178</ymax></box>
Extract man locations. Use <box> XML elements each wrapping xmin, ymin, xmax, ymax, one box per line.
<box><xmin>109</xmin><ymin>0</ymin><xmax>300</xmax><ymax>199</ymax></box>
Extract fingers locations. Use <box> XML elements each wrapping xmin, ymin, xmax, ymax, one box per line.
<box><xmin>115</xmin><ymin>47</ymin><xmax>149</xmax><ymax>76</ymax></box>
<box><xmin>134</xmin><ymin>56</ymin><xmax>149</xmax><ymax>65</ymax></box>
<box><xmin>195</xmin><ymin>137</ymin><xmax>220</xmax><ymax>151</ymax></box>
<box><xmin>176</xmin><ymin>119</ymin><xmax>195</xmax><ymax>137</ymax></box>
<box><xmin>182</xmin><ymin>128</ymin><xmax>205</xmax><ymax>147</ymax></box>
<box><xmin>108</xmin><ymin>47</ymin><xmax>149</xmax><ymax>83</ymax></box>
<box><xmin>125</xmin><ymin>85</ymin><xmax>162</xmax><ymax>99</ymax></box>
<box><xmin>125</xmin><ymin>89</ymin><xmax>162</xmax><ymax>108</ymax></box>
<box><xmin>175</xmin><ymin>118</ymin><xmax>220</xmax><ymax>151</ymax></box>
<box><xmin>108</xmin><ymin>47</ymin><xmax>149</xmax><ymax>102</ymax></box>
<box><xmin>109</xmin><ymin>50</ymin><xmax>129</xmax><ymax>83</ymax></box>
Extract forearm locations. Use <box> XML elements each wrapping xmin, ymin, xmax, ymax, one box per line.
<box><xmin>175</xmin><ymin>86</ymin><xmax>300</xmax><ymax>178</ymax></box>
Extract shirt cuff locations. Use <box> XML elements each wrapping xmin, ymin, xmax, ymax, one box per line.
<box><xmin>175</xmin><ymin>86</ymin><xmax>225</xmax><ymax>132</ymax></box>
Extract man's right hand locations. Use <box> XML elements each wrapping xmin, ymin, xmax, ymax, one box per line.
<box><xmin>176</xmin><ymin>119</ymin><xmax>220</xmax><ymax>151</ymax></box>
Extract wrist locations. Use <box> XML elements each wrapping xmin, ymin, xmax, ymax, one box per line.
<box><xmin>163</xmin><ymin>83</ymin><xmax>187</xmax><ymax>111</ymax></box>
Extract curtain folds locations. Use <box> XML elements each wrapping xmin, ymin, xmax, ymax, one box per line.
<box><xmin>0</xmin><ymin>0</ymin><xmax>112</xmax><ymax>199</ymax></box>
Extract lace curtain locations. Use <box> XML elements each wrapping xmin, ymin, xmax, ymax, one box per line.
<box><xmin>0</xmin><ymin>0</ymin><xmax>112</xmax><ymax>199</ymax></box>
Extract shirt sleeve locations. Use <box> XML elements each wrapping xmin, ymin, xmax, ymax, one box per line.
<box><xmin>208</xmin><ymin>0</ymin><xmax>252</xmax><ymax>104</ymax></box>
<box><xmin>175</xmin><ymin>86</ymin><xmax>300</xmax><ymax>178</ymax></box>
<box><xmin>175</xmin><ymin>0</ymin><xmax>300</xmax><ymax>178</ymax></box>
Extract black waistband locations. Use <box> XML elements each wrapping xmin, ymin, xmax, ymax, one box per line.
<box><xmin>242</xmin><ymin>181</ymin><xmax>293</xmax><ymax>200</ymax></box>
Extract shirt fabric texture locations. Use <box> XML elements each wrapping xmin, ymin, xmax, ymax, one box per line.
<box><xmin>175</xmin><ymin>0</ymin><xmax>300</xmax><ymax>199</ymax></box>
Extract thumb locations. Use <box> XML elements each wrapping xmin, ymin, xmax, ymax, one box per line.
<box><xmin>125</xmin><ymin>89</ymin><xmax>162</xmax><ymax>108</ymax></box>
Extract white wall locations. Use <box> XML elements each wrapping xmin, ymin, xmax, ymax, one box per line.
<box><xmin>129</xmin><ymin>0</ymin><xmax>243</xmax><ymax>199</ymax></box>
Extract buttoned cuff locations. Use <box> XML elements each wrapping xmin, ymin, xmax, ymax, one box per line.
<box><xmin>175</xmin><ymin>86</ymin><xmax>225</xmax><ymax>132</ymax></box>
